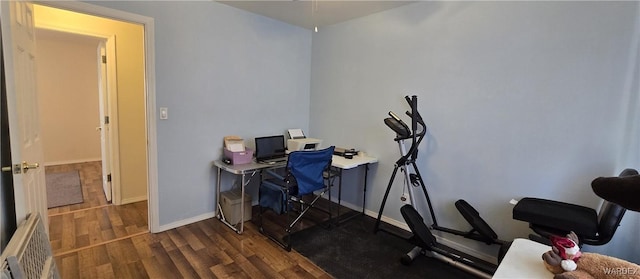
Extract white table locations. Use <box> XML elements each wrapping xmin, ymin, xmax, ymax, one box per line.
<box><xmin>493</xmin><ymin>238</ymin><xmax>553</xmax><ymax>278</ymax></box>
<box><xmin>213</xmin><ymin>154</ymin><xmax>378</xmax><ymax>233</ymax></box>
<box><xmin>329</xmin><ymin>154</ymin><xmax>378</xmax><ymax>224</ymax></box>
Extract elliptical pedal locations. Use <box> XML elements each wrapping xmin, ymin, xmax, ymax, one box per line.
<box><xmin>454</xmin><ymin>199</ymin><xmax>499</xmax><ymax>245</ymax></box>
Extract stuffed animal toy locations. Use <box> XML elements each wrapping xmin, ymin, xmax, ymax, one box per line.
<box><xmin>542</xmin><ymin>232</ymin><xmax>640</xmax><ymax>279</ymax></box>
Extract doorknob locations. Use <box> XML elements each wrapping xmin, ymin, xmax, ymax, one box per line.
<box><xmin>21</xmin><ymin>161</ymin><xmax>39</xmax><ymax>173</ymax></box>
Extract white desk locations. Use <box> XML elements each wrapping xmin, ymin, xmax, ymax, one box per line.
<box><xmin>329</xmin><ymin>154</ymin><xmax>378</xmax><ymax>224</ymax></box>
<box><xmin>213</xmin><ymin>160</ymin><xmax>285</xmax><ymax>234</ymax></box>
<box><xmin>332</xmin><ymin>154</ymin><xmax>378</xmax><ymax>169</ymax></box>
<box><xmin>493</xmin><ymin>238</ymin><xmax>552</xmax><ymax>278</ymax></box>
<box><xmin>213</xmin><ymin>154</ymin><xmax>378</xmax><ymax>234</ymax></box>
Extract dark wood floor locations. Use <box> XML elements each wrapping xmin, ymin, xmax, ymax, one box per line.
<box><xmin>46</xmin><ymin>162</ymin><xmax>333</xmax><ymax>278</ymax></box>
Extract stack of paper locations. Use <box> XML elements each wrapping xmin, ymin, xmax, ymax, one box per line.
<box><xmin>224</xmin><ymin>136</ymin><xmax>245</xmax><ymax>152</ymax></box>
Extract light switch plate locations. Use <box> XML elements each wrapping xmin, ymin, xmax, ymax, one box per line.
<box><xmin>160</xmin><ymin>107</ymin><xmax>168</xmax><ymax>120</ymax></box>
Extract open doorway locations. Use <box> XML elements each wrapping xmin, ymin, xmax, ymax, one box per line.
<box><xmin>33</xmin><ymin>3</ymin><xmax>149</xmax><ymax>206</ymax></box>
<box><xmin>35</xmin><ymin>27</ymin><xmax>114</xmax><ymax>202</ymax></box>
<box><xmin>35</xmin><ymin>28</ymin><xmax>117</xmax><ymax>203</ymax></box>
<box><xmin>29</xmin><ymin>2</ymin><xmax>161</xmax><ymax>258</ymax></box>
<box><xmin>33</xmin><ymin>12</ymin><xmax>150</xmax><ymax>255</ymax></box>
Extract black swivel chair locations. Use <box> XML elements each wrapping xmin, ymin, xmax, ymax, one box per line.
<box><xmin>513</xmin><ymin>168</ymin><xmax>638</xmax><ymax>246</ymax></box>
<box><xmin>258</xmin><ymin>146</ymin><xmax>335</xmax><ymax>251</ymax></box>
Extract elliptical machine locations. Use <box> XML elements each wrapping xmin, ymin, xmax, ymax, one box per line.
<box><xmin>374</xmin><ymin>95</ymin><xmax>508</xmax><ymax>279</ymax></box>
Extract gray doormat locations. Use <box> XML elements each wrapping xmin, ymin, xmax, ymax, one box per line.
<box><xmin>46</xmin><ymin>171</ymin><xmax>84</xmax><ymax>208</ymax></box>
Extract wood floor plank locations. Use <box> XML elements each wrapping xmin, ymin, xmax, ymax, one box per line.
<box><xmin>126</xmin><ymin>260</ymin><xmax>150</xmax><ymax>279</ymax></box>
<box><xmin>279</xmin><ymin>264</ymin><xmax>317</xmax><ymax>279</ymax></box>
<box><xmin>77</xmin><ymin>248</ymin><xmax>96</xmax><ymax>279</ymax></box>
<box><xmin>60</xmin><ymin>213</ymin><xmax>77</xmax><ymax>251</ymax></box>
<box><xmin>106</xmin><ymin>240</ymin><xmax>137</xmax><ymax>279</ymax></box>
<box><xmin>211</xmin><ymin>262</ymin><xmax>250</xmax><ymax>279</ymax></box>
<box><xmin>92</xmin><ymin>244</ymin><xmax>112</xmax><ymax>267</ymax></box>
<box><xmin>49</xmin><ymin>162</ymin><xmax>333</xmax><ymax>279</ymax></box>
<box><xmin>178</xmin><ymin>244</ymin><xmax>216</xmax><ymax>278</ymax></box>
<box><xmin>235</xmin><ymin>253</ymin><xmax>268</xmax><ymax>279</ymax></box>
<box><xmin>153</xmin><ymin>231</ymin><xmax>177</xmax><ymax>253</ymax></box>
<box><xmin>246</xmin><ymin>254</ymin><xmax>287</xmax><ymax>279</ymax></box>
<box><xmin>59</xmin><ymin>253</ymin><xmax>79</xmax><ymax>279</ymax></box>
<box><xmin>95</xmin><ymin>263</ymin><xmax>115</xmax><ymax>279</ymax></box>
<box><xmin>290</xmin><ymin>249</ymin><xmax>330</xmax><ymax>278</ymax></box>
<box><xmin>131</xmin><ymin>233</ymin><xmax>154</xmax><ymax>258</ymax></box>
<box><xmin>140</xmin><ymin>256</ymin><xmax>170</xmax><ymax>279</ymax></box>
<box><xmin>167</xmin><ymin>247</ymin><xmax>201</xmax><ymax>278</ymax></box>
<box><xmin>177</xmin><ymin>225</ymin><xmax>207</xmax><ymax>251</ymax></box>
<box><xmin>148</xmin><ymin>240</ymin><xmax>183</xmax><ymax>277</ymax></box>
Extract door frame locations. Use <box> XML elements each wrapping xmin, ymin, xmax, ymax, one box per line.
<box><xmin>35</xmin><ymin>26</ymin><xmax>121</xmax><ymax>204</ymax></box>
<box><xmin>35</xmin><ymin>1</ymin><xmax>160</xmax><ymax>232</ymax></box>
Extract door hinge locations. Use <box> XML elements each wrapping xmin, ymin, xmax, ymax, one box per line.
<box><xmin>107</xmin><ymin>174</ymin><xmax>112</xmax><ymax>182</ymax></box>
<box><xmin>104</xmin><ymin>116</ymin><xmax>109</xmax><ymax>124</ymax></box>
<box><xmin>102</xmin><ymin>55</ymin><xmax>107</xmax><ymax>64</ymax></box>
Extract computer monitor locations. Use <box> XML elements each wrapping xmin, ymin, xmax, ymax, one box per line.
<box><xmin>254</xmin><ymin>135</ymin><xmax>286</xmax><ymax>162</ymax></box>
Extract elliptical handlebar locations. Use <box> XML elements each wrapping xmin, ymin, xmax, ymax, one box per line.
<box><xmin>385</xmin><ymin>97</ymin><xmax>427</xmax><ymax>140</ymax></box>
<box><xmin>384</xmin><ymin>111</ymin><xmax>411</xmax><ymax>140</ymax></box>
<box><xmin>388</xmin><ymin>95</ymin><xmax>426</xmax><ymax>166</ymax></box>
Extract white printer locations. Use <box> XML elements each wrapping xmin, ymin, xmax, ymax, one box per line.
<box><xmin>286</xmin><ymin>129</ymin><xmax>322</xmax><ymax>152</ymax></box>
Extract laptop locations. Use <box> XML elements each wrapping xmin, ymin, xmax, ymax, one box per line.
<box><xmin>254</xmin><ymin>135</ymin><xmax>287</xmax><ymax>163</ymax></box>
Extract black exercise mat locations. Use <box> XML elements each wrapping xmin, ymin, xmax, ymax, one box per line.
<box><xmin>292</xmin><ymin>215</ymin><xmax>478</xmax><ymax>279</ymax></box>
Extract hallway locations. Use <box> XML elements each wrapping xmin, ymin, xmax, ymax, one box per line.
<box><xmin>45</xmin><ymin>162</ymin><xmax>329</xmax><ymax>278</ymax></box>
<box><xmin>46</xmin><ymin>161</ymin><xmax>148</xmax><ymax>256</ymax></box>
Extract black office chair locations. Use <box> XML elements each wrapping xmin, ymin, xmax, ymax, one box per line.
<box><xmin>258</xmin><ymin>146</ymin><xmax>335</xmax><ymax>251</ymax></box>
<box><xmin>513</xmin><ymin>168</ymin><xmax>638</xmax><ymax>246</ymax></box>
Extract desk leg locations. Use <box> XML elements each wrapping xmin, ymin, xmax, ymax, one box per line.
<box><xmin>362</xmin><ymin>163</ymin><xmax>369</xmax><ymax>215</ymax></box>
<box><xmin>240</xmin><ymin>173</ymin><xmax>246</xmax><ymax>234</ymax></box>
<box><xmin>216</xmin><ymin>167</ymin><xmax>222</xmax><ymax>218</ymax></box>
<box><xmin>335</xmin><ymin>164</ymin><xmax>370</xmax><ymax>225</ymax></box>
<box><xmin>216</xmin><ymin>169</ymin><xmax>244</xmax><ymax>234</ymax></box>
<box><xmin>337</xmin><ymin>168</ymin><xmax>343</xmax><ymax>222</ymax></box>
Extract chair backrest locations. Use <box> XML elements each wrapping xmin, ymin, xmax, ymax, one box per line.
<box><xmin>286</xmin><ymin>146</ymin><xmax>334</xmax><ymax>196</ymax></box>
<box><xmin>588</xmin><ymin>168</ymin><xmax>638</xmax><ymax>245</ymax></box>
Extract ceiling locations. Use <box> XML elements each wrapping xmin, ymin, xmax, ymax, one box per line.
<box><xmin>217</xmin><ymin>1</ymin><xmax>415</xmax><ymax>30</ymax></box>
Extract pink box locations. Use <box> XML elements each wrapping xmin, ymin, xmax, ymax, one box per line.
<box><xmin>224</xmin><ymin>148</ymin><xmax>254</xmax><ymax>165</ymax></box>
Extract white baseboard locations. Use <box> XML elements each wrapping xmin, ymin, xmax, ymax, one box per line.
<box><xmin>157</xmin><ymin>212</ymin><xmax>217</xmax><ymax>233</ymax></box>
<box><xmin>44</xmin><ymin>158</ymin><xmax>101</xmax><ymax>166</ymax></box>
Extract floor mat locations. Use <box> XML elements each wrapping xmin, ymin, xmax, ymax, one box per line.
<box><xmin>292</xmin><ymin>215</ymin><xmax>479</xmax><ymax>279</ymax></box>
<box><xmin>46</xmin><ymin>171</ymin><xmax>84</xmax><ymax>208</ymax></box>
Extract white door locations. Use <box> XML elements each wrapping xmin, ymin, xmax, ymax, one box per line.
<box><xmin>97</xmin><ymin>41</ymin><xmax>112</xmax><ymax>202</ymax></box>
<box><xmin>1</xmin><ymin>1</ymin><xmax>47</xmax><ymax>227</ymax></box>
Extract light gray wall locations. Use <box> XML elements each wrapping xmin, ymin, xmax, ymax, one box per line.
<box><xmin>310</xmin><ymin>1</ymin><xmax>640</xmax><ymax>261</ymax></box>
<box><xmin>90</xmin><ymin>1</ymin><xmax>312</xmax><ymax>226</ymax></box>
<box><xmin>87</xmin><ymin>0</ymin><xmax>640</xmax><ymax>262</ymax></box>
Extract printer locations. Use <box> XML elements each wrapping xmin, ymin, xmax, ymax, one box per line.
<box><xmin>286</xmin><ymin>129</ymin><xmax>322</xmax><ymax>152</ymax></box>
